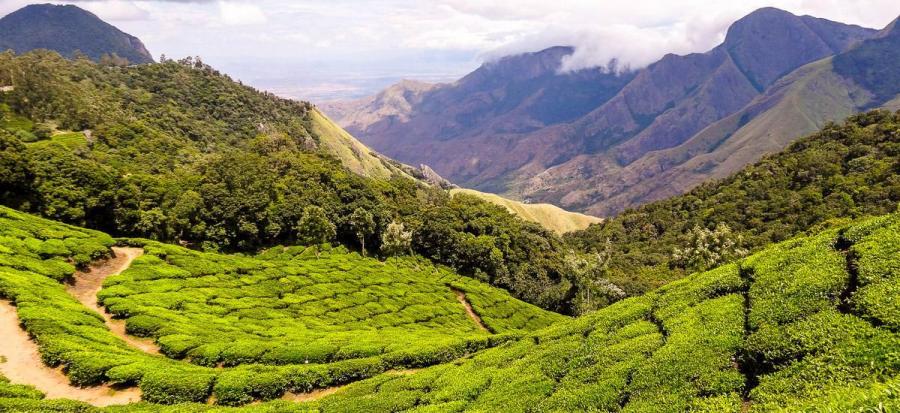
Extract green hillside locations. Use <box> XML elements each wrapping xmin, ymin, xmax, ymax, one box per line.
<box><xmin>302</xmin><ymin>211</ymin><xmax>900</xmax><ymax>412</ymax></box>
<box><xmin>0</xmin><ymin>205</ymin><xmax>562</xmax><ymax>409</ymax></box>
<box><xmin>568</xmin><ymin>110</ymin><xmax>900</xmax><ymax>297</ymax></box>
<box><xmin>0</xmin><ymin>50</ymin><xmax>583</xmax><ymax>313</ymax></box>
<box><xmin>2</xmin><ymin>207</ymin><xmax>898</xmax><ymax>411</ymax></box>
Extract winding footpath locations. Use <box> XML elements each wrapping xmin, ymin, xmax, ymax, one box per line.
<box><xmin>451</xmin><ymin>288</ymin><xmax>491</xmax><ymax>333</ymax></box>
<box><xmin>0</xmin><ymin>247</ymin><xmax>154</xmax><ymax>406</ymax></box>
<box><xmin>66</xmin><ymin>247</ymin><xmax>161</xmax><ymax>355</ymax></box>
<box><xmin>0</xmin><ymin>247</ymin><xmax>438</xmax><ymax>407</ymax></box>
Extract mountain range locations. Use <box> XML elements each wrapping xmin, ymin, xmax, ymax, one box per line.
<box><xmin>0</xmin><ymin>4</ymin><xmax>153</xmax><ymax>64</ymax></box>
<box><xmin>324</xmin><ymin>8</ymin><xmax>900</xmax><ymax>216</ymax></box>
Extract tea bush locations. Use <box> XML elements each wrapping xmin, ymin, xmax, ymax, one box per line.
<box><xmin>97</xmin><ymin>239</ymin><xmax>561</xmax><ymax>373</ymax></box>
<box><xmin>1</xmin><ymin>207</ymin><xmax>899</xmax><ymax>411</ymax></box>
<box><xmin>0</xmin><ymin>206</ymin><xmax>561</xmax><ymax>407</ymax></box>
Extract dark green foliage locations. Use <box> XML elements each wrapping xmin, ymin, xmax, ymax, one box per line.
<box><xmin>0</xmin><ymin>51</ymin><xmax>577</xmax><ymax>312</ymax></box>
<box><xmin>296</xmin><ymin>206</ymin><xmax>336</xmax><ymax>247</ymax></box>
<box><xmin>348</xmin><ymin>208</ymin><xmax>375</xmax><ymax>256</ymax></box>
<box><xmin>567</xmin><ymin>110</ymin><xmax>900</xmax><ymax>298</ymax></box>
<box><xmin>0</xmin><ymin>129</ymin><xmax>32</xmax><ymax>202</ymax></box>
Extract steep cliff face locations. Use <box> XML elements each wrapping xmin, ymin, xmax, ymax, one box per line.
<box><xmin>0</xmin><ymin>4</ymin><xmax>154</xmax><ymax>64</ymax></box>
<box><xmin>326</xmin><ymin>8</ymin><xmax>885</xmax><ymax>216</ymax></box>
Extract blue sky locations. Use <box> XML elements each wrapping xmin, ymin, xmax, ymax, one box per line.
<box><xmin>1</xmin><ymin>0</ymin><xmax>897</xmax><ymax>102</ymax></box>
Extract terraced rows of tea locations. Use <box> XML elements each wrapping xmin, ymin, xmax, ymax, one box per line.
<box><xmin>1</xmin><ymin>203</ymin><xmax>899</xmax><ymax>411</ymax></box>
<box><xmin>0</xmin><ymin>206</ymin><xmax>562</xmax><ymax>410</ymax></box>
<box><xmin>310</xmin><ymin>213</ymin><xmax>900</xmax><ymax>412</ymax></box>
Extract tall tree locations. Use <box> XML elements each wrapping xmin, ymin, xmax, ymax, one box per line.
<box><xmin>381</xmin><ymin>220</ymin><xmax>412</xmax><ymax>257</ymax></box>
<box><xmin>349</xmin><ymin>207</ymin><xmax>375</xmax><ymax>256</ymax></box>
<box><xmin>297</xmin><ymin>205</ymin><xmax>335</xmax><ymax>256</ymax></box>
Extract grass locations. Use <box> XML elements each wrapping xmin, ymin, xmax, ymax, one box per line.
<box><xmin>309</xmin><ymin>108</ymin><xmax>408</xmax><ymax>180</ymax></box>
<box><xmin>450</xmin><ymin>188</ymin><xmax>602</xmax><ymax>234</ymax></box>
<box><xmin>26</xmin><ymin>131</ymin><xmax>88</xmax><ymax>150</ymax></box>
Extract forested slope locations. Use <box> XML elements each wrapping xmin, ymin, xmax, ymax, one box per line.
<box><xmin>567</xmin><ymin>110</ymin><xmax>900</xmax><ymax>297</ymax></box>
<box><xmin>0</xmin><ymin>50</ymin><xmax>583</xmax><ymax>313</ymax></box>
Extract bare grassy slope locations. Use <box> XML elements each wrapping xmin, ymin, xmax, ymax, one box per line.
<box><xmin>450</xmin><ymin>188</ymin><xmax>601</xmax><ymax>234</ymax></box>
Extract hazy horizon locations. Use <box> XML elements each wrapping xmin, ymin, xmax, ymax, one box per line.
<box><xmin>2</xmin><ymin>0</ymin><xmax>897</xmax><ymax>102</ymax></box>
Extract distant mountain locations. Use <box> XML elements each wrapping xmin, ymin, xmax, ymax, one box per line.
<box><xmin>326</xmin><ymin>8</ymin><xmax>888</xmax><ymax>216</ymax></box>
<box><xmin>0</xmin><ymin>4</ymin><xmax>153</xmax><ymax>64</ymax></box>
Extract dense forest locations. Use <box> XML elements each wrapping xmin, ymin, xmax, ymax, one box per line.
<box><xmin>568</xmin><ymin>110</ymin><xmax>900</xmax><ymax>296</ymax></box>
<box><xmin>0</xmin><ymin>51</ymin><xmax>578</xmax><ymax>312</ymax></box>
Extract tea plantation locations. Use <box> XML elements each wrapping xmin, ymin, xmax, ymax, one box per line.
<box><xmin>0</xmin><ymin>206</ymin><xmax>562</xmax><ymax>409</ymax></box>
<box><xmin>98</xmin><ymin>239</ymin><xmax>562</xmax><ymax>370</ymax></box>
<box><xmin>308</xmin><ymin>213</ymin><xmax>900</xmax><ymax>412</ymax></box>
<box><xmin>1</xmin><ymin>204</ymin><xmax>899</xmax><ymax>411</ymax></box>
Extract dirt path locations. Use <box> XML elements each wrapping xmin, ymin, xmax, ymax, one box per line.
<box><xmin>282</xmin><ymin>386</ymin><xmax>344</xmax><ymax>402</ymax></box>
<box><xmin>0</xmin><ymin>300</ymin><xmax>142</xmax><ymax>406</ymax></box>
<box><xmin>451</xmin><ymin>288</ymin><xmax>490</xmax><ymax>333</ymax></box>
<box><xmin>280</xmin><ymin>368</ymin><xmax>424</xmax><ymax>403</ymax></box>
<box><xmin>66</xmin><ymin>247</ymin><xmax>161</xmax><ymax>354</ymax></box>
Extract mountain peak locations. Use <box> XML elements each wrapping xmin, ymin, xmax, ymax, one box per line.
<box><xmin>0</xmin><ymin>4</ymin><xmax>153</xmax><ymax>64</ymax></box>
<box><xmin>877</xmin><ymin>15</ymin><xmax>900</xmax><ymax>38</ymax></box>
<box><xmin>723</xmin><ymin>7</ymin><xmax>799</xmax><ymax>46</ymax></box>
<box><xmin>721</xmin><ymin>7</ymin><xmax>875</xmax><ymax>89</ymax></box>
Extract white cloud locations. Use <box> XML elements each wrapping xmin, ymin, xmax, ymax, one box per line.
<box><xmin>469</xmin><ymin>0</ymin><xmax>898</xmax><ymax>72</ymax></box>
<box><xmin>80</xmin><ymin>1</ymin><xmax>150</xmax><ymax>21</ymax></box>
<box><xmin>217</xmin><ymin>1</ymin><xmax>266</xmax><ymax>25</ymax></box>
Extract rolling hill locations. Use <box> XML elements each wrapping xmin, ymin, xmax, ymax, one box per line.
<box><xmin>0</xmin><ymin>205</ymin><xmax>562</xmax><ymax>408</ymax></box>
<box><xmin>1</xmin><ymin>204</ymin><xmax>898</xmax><ymax>411</ymax></box>
<box><xmin>324</xmin><ymin>8</ymin><xmax>895</xmax><ymax>216</ymax></box>
<box><xmin>0</xmin><ymin>4</ymin><xmax>153</xmax><ymax>64</ymax></box>
<box><xmin>0</xmin><ymin>44</ymin><xmax>591</xmax><ymax>313</ymax></box>
<box><xmin>566</xmin><ymin>110</ymin><xmax>900</xmax><ymax>297</ymax></box>
<box><xmin>314</xmin><ymin>212</ymin><xmax>900</xmax><ymax>412</ymax></box>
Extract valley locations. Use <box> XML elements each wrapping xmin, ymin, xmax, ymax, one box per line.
<box><xmin>0</xmin><ymin>3</ymin><xmax>899</xmax><ymax>412</ymax></box>
<box><xmin>327</xmin><ymin>8</ymin><xmax>900</xmax><ymax>217</ymax></box>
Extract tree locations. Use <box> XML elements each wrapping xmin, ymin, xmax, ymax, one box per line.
<box><xmin>33</xmin><ymin>123</ymin><xmax>53</xmax><ymax>140</ymax></box>
<box><xmin>0</xmin><ymin>130</ymin><xmax>32</xmax><ymax>202</ymax></box>
<box><xmin>672</xmin><ymin>223</ymin><xmax>748</xmax><ymax>271</ymax></box>
<box><xmin>564</xmin><ymin>239</ymin><xmax>625</xmax><ymax>315</ymax></box>
<box><xmin>297</xmin><ymin>206</ymin><xmax>335</xmax><ymax>255</ymax></box>
<box><xmin>381</xmin><ymin>220</ymin><xmax>412</xmax><ymax>256</ymax></box>
<box><xmin>349</xmin><ymin>208</ymin><xmax>375</xmax><ymax>256</ymax></box>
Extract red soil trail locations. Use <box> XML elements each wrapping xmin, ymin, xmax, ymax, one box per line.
<box><xmin>451</xmin><ymin>288</ymin><xmax>490</xmax><ymax>332</ymax></box>
<box><xmin>66</xmin><ymin>247</ymin><xmax>161</xmax><ymax>355</ymax></box>
<box><xmin>0</xmin><ymin>300</ymin><xmax>142</xmax><ymax>406</ymax></box>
